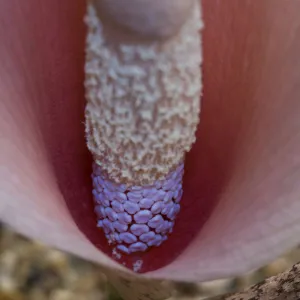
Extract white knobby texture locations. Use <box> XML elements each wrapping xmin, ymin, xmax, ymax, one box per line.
<box><xmin>84</xmin><ymin>1</ymin><xmax>202</xmax><ymax>186</ymax></box>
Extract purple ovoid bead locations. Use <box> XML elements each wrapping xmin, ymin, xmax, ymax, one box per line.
<box><xmin>130</xmin><ymin>224</ymin><xmax>149</xmax><ymax>236</ymax></box>
<box><xmin>92</xmin><ymin>162</ymin><xmax>184</xmax><ymax>253</ymax></box>
<box><xmin>175</xmin><ymin>189</ymin><xmax>183</xmax><ymax>203</ymax></box>
<box><xmin>94</xmin><ymin>205</ymin><xmax>104</xmax><ymax>218</ymax></box>
<box><xmin>102</xmin><ymin>218</ymin><xmax>114</xmax><ymax>234</ymax></box>
<box><xmin>155</xmin><ymin>190</ymin><xmax>166</xmax><ymax>202</ymax></box>
<box><xmin>155</xmin><ymin>180</ymin><xmax>162</xmax><ymax>189</ymax></box>
<box><xmin>111</xmin><ymin>201</ymin><xmax>124</xmax><ymax>213</ymax></box>
<box><xmin>147</xmin><ymin>234</ymin><xmax>163</xmax><ymax>247</ymax></box>
<box><xmin>148</xmin><ymin>215</ymin><xmax>164</xmax><ymax>229</ymax></box>
<box><xmin>98</xmin><ymin>192</ymin><xmax>110</xmax><ymax>207</ymax></box>
<box><xmin>116</xmin><ymin>184</ymin><xmax>127</xmax><ymax>193</ymax></box>
<box><xmin>143</xmin><ymin>187</ymin><xmax>158</xmax><ymax>198</ymax></box>
<box><xmin>124</xmin><ymin>201</ymin><xmax>140</xmax><ymax>214</ymax></box>
<box><xmin>118</xmin><ymin>212</ymin><xmax>132</xmax><ymax>224</ymax></box>
<box><xmin>161</xmin><ymin>202</ymin><xmax>174</xmax><ymax>215</ymax></box>
<box><xmin>140</xmin><ymin>231</ymin><xmax>155</xmax><ymax>243</ymax></box>
<box><xmin>139</xmin><ymin>198</ymin><xmax>154</xmax><ymax>209</ymax></box>
<box><xmin>117</xmin><ymin>244</ymin><xmax>130</xmax><ymax>254</ymax></box>
<box><xmin>134</xmin><ymin>210</ymin><xmax>153</xmax><ymax>224</ymax></box>
<box><xmin>103</xmin><ymin>188</ymin><xmax>114</xmax><ymax>201</ymax></box>
<box><xmin>131</xmin><ymin>186</ymin><xmax>142</xmax><ymax>191</ymax></box>
<box><xmin>112</xmin><ymin>232</ymin><xmax>121</xmax><ymax>243</ymax></box>
<box><xmin>115</xmin><ymin>191</ymin><xmax>127</xmax><ymax>203</ymax></box>
<box><xmin>129</xmin><ymin>242</ymin><xmax>148</xmax><ymax>252</ymax></box>
<box><xmin>119</xmin><ymin>232</ymin><xmax>137</xmax><ymax>244</ymax></box>
<box><xmin>113</xmin><ymin>221</ymin><xmax>128</xmax><ymax>233</ymax></box>
<box><xmin>151</xmin><ymin>201</ymin><xmax>163</xmax><ymax>214</ymax></box>
<box><xmin>105</xmin><ymin>207</ymin><xmax>118</xmax><ymax>222</ymax></box>
<box><xmin>163</xmin><ymin>191</ymin><xmax>173</xmax><ymax>203</ymax></box>
<box><xmin>127</xmin><ymin>191</ymin><xmax>142</xmax><ymax>203</ymax></box>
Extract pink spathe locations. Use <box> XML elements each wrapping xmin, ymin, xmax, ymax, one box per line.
<box><xmin>0</xmin><ymin>0</ymin><xmax>300</xmax><ymax>281</ymax></box>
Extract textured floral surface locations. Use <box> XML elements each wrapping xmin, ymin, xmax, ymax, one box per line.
<box><xmin>92</xmin><ymin>162</ymin><xmax>183</xmax><ymax>254</ymax></box>
<box><xmin>85</xmin><ymin>2</ymin><xmax>202</xmax><ymax>185</ymax></box>
<box><xmin>1</xmin><ymin>224</ymin><xmax>300</xmax><ymax>300</ymax></box>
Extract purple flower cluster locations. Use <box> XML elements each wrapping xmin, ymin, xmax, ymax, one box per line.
<box><xmin>92</xmin><ymin>163</ymin><xmax>184</xmax><ymax>254</ymax></box>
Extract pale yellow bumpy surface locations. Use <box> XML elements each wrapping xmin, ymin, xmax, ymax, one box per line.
<box><xmin>85</xmin><ymin>2</ymin><xmax>202</xmax><ymax>186</ymax></box>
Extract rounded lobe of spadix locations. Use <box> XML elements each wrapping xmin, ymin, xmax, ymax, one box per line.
<box><xmin>92</xmin><ymin>0</ymin><xmax>196</xmax><ymax>40</ymax></box>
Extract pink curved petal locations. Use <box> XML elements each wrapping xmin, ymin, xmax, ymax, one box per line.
<box><xmin>0</xmin><ymin>0</ymin><xmax>299</xmax><ymax>280</ymax></box>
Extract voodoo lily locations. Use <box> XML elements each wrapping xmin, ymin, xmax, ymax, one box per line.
<box><xmin>1</xmin><ymin>0</ymin><xmax>300</xmax><ymax>285</ymax></box>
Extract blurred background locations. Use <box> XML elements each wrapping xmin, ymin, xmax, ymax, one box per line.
<box><xmin>1</xmin><ymin>222</ymin><xmax>299</xmax><ymax>300</ymax></box>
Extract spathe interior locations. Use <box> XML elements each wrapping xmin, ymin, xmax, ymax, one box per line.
<box><xmin>0</xmin><ymin>0</ymin><xmax>299</xmax><ymax>281</ymax></box>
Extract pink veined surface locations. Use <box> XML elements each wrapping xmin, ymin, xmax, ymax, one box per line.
<box><xmin>0</xmin><ymin>0</ymin><xmax>300</xmax><ymax>280</ymax></box>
